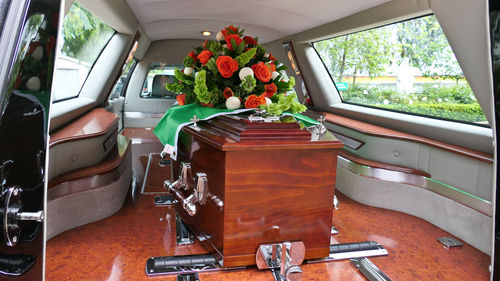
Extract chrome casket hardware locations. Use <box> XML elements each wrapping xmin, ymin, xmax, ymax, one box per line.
<box><xmin>194</xmin><ymin>173</ymin><xmax>208</xmax><ymax>205</ymax></box>
<box><xmin>164</xmin><ymin>164</ymin><xmax>211</xmax><ymax>216</ymax></box>
<box><xmin>165</xmin><ymin>162</ymin><xmax>192</xmax><ymax>190</ymax></box>
<box><xmin>256</xmin><ymin>241</ymin><xmax>305</xmax><ymax>281</ymax></box>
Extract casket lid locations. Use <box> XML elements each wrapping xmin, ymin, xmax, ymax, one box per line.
<box><xmin>182</xmin><ymin>114</ymin><xmax>343</xmax><ymax>151</ymax></box>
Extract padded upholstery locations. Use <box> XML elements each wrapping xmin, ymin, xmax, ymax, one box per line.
<box><xmin>151</xmin><ymin>75</ymin><xmax>175</xmax><ymax>98</ymax></box>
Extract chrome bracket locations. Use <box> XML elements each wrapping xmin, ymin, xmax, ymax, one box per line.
<box><xmin>256</xmin><ymin>241</ymin><xmax>305</xmax><ymax>281</ymax></box>
<box><xmin>1</xmin><ymin>186</ymin><xmax>44</xmax><ymax>247</ymax></box>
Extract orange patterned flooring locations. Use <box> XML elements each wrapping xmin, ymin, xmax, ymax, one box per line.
<box><xmin>46</xmin><ymin>161</ymin><xmax>490</xmax><ymax>280</ymax></box>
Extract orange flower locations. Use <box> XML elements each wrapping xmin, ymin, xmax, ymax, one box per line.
<box><xmin>225</xmin><ymin>34</ymin><xmax>243</xmax><ymax>50</ymax></box>
<box><xmin>252</xmin><ymin>62</ymin><xmax>272</xmax><ymax>82</ymax></box>
<box><xmin>216</xmin><ymin>56</ymin><xmax>239</xmax><ymax>78</ymax></box>
<box><xmin>269</xmin><ymin>53</ymin><xmax>277</xmax><ymax>61</ymax></box>
<box><xmin>269</xmin><ymin>62</ymin><xmax>276</xmax><ymax>72</ymax></box>
<box><xmin>176</xmin><ymin>94</ymin><xmax>186</xmax><ymax>105</ymax></box>
<box><xmin>223</xmin><ymin>87</ymin><xmax>234</xmax><ymax>99</ymax></box>
<box><xmin>245</xmin><ymin>94</ymin><xmax>266</xmax><ymax>109</ymax></box>
<box><xmin>263</xmin><ymin>83</ymin><xmax>277</xmax><ymax>98</ymax></box>
<box><xmin>197</xmin><ymin>50</ymin><xmax>213</xmax><ymax>65</ymax></box>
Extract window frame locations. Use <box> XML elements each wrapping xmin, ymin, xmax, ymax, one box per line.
<box><xmin>311</xmin><ymin>14</ymin><xmax>489</xmax><ymax>128</ymax></box>
<box><xmin>52</xmin><ymin>3</ymin><xmax>116</xmax><ymax>103</ymax></box>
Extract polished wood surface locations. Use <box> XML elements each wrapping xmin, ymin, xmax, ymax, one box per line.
<box><xmin>339</xmin><ymin>150</ymin><xmax>431</xmax><ymax>177</ymax></box>
<box><xmin>45</xmin><ymin>191</ymin><xmax>490</xmax><ymax>280</ymax></box>
<box><xmin>122</xmin><ymin>127</ymin><xmax>161</xmax><ymax>144</ymax></box>
<box><xmin>182</xmin><ymin>116</ymin><xmax>343</xmax><ymax>152</ymax></box>
<box><xmin>50</xmin><ymin>108</ymin><xmax>119</xmax><ymax>146</ymax></box>
<box><xmin>322</xmin><ymin>112</ymin><xmax>494</xmax><ymax>163</ymax></box>
<box><xmin>174</xmin><ymin>117</ymin><xmax>343</xmax><ymax>267</ymax></box>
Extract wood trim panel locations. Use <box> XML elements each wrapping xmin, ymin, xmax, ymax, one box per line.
<box><xmin>339</xmin><ymin>150</ymin><xmax>431</xmax><ymax>178</ymax></box>
<box><xmin>48</xmin><ymin>136</ymin><xmax>131</xmax><ymax>189</ymax></box>
<box><xmin>322</xmin><ymin>112</ymin><xmax>493</xmax><ymax>163</ymax></box>
<box><xmin>121</xmin><ymin>127</ymin><xmax>162</xmax><ymax>144</ymax></box>
<box><xmin>50</xmin><ymin>108</ymin><xmax>119</xmax><ymax>147</ymax></box>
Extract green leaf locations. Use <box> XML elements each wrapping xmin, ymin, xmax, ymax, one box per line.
<box><xmin>235</xmin><ymin>48</ymin><xmax>256</xmax><ymax>67</ymax></box>
<box><xmin>240</xmin><ymin>76</ymin><xmax>257</xmax><ymax>93</ymax></box>
<box><xmin>206</xmin><ymin>58</ymin><xmax>218</xmax><ymax>74</ymax></box>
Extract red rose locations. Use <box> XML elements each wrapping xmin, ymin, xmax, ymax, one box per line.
<box><xmin>269</xmin><ymin>53</ymin><xmax>277</xmax><ymax>61</ymax></box>
<box><xmin>225</xmin><ymin>34</ymin><xmax>243</xmax><ymax>50</ymax></box>
<box><xmin>252</xmin><ymin>62</ymin><xmax>272</xmax><ymax>82</ymax></box>
<box><xmin>263</xmin><ymin>83</ymin><xmax>277</xmax><ymax>98</ymax></box>
<box><xmin>176</xmin><ymin>94</ymin><xmax>186</xmax><ymax>105</ymax></box>
<box><xmin>216</xmin><ymin>56</ymin><xmax>239</xmax><ymax>78</ymax></box>
<box><xmin>187</xmin><ymin>51</ymin><xmax>197</xmax><ymax>63</ymax></box>
<box><xmin>197</xmin><ymin>50</ymin><xmax>213</xmax><ymax>65</ymax></box>
<box><xmin>223</xmin><ymin>87</ymin><xmax>234</xmax><ymax>99</ymax></box>
<box><xmin>221</xmin><ymin>25</ymin><xmax>238</xmax><ymax>36</ymax></box>
<box><xmin>245</xmin><ymin>94</ymin><xmax>266</xmax><ymax>109</ymax></box>
<box><xmin>243</xmin><ymin>36</ymin><xmax>257</xmax><ymax>46</ymax></box>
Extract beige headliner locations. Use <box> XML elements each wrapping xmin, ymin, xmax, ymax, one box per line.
<box><xmin>125</xmin><ymin>0</ymin><xmax>389</xmax><ymax>43</ymax></box>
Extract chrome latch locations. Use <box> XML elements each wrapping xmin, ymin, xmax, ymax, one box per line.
<box><xmin>256</xmin><ymin>241</ymin><xmax>305</xmax><ymax>281</ymax></box>
<box><xmin>195</xmin><ymin>173</ymin><xmax>208</xmax><ymax>205</ymax></box>
<box><xmin>164</xmin><ymin>162</ymin><xmax>192</xmax><ymax>191</ymax></box>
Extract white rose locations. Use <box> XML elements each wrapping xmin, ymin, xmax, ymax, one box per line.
<box><xmin>239</xmin><ymin>67</ymin><xmax>254</xmax><ymax>80</ymax></box>
<box><xmin>264</xmin><ymin>53</ymin><xmax>270</xmax><ymax>58</ymax></box>
<box><xmin>184</xmin><ymin>67</ymin><xmax>194</xmax><ymax>75</ymax></box>
<box><xmin>216</xmin><ymin>31</ymin><xmax>224</xmax><ymax>42</ymax></box>
<box><xmin>226</xmin><ymin>96</ymin><xmax>241</xmax><ymax>110</ymax></box>
<box><xmin>26</xmin><ymin>76</ymin><xmax>41</xmax><ymax>91</ymax></box>
<box><xmin>32</xmin><ymin>46</ymin><xmax>43</xmax><ymax>61</ymax></box>
<box><xmin>271</xmin><ymin>71</ymin><xmax>280</xmax><ymax>80</ymax></box>
<box><xmin>265</xmin><ymin>97</ymin><xmax>272</xmax><ymax>105</ymax></box>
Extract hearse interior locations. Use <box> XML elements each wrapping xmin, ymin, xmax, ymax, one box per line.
<box><xmin>0</xmin><ymin>0</ymin><xmax>498</xmax><ymax>280</ymax></box>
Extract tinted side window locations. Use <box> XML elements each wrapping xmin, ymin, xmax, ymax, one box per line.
<box><xmin>313</xmin><ymin>15</ymin><xmax>488</xmax><ymax>126</ymax></box>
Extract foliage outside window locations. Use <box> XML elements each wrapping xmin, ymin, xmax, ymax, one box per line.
<box><xmin>314</xmin><ymin>15</ymin><xmax>487</xmax><ymax>125</ymax></box>
<box><xmin>52</xmin><ymin>2</ymin><xmax>115</xmax><ymax>102</ymax></box>
<box><xmin>141</xmin><ymin>63</ymin><xmax>181</xmax><ymax>99</ymax></box>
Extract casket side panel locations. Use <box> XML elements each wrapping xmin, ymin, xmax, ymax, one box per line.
<box><xmin>222</xmin><ymin>148</ymin><xmax>337</xmax><ymax>267</ymax></box>
<box><xmin>174</xmin><ymin>131</ymin><xmax>226</xmax><ymax>253</ymax></box>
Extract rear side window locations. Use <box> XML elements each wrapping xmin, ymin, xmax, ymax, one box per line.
<box><xmin>313</xmin><ymin>15</ymin><xmax>488</xmax><ymax>126</ymax></box>
<box><xmin>52</xmin><ymin>2</ymin><xmax>115</xmax><ymax>102</ymax></box>
<box><xmin>141</xmin><ymin>63</ymin><xmax>180</xmax><ymax>99</ymax></box>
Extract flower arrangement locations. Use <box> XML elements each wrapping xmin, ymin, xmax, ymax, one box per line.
<box><xmin>165</xmin><ymin>25</ymin><xmax>306</xmax><ymax>116</ymax></box>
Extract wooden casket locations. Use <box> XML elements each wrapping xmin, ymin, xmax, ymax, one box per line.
<box><xmin>170</xmin><ymin>115</ymin><xmax>343</xmax><ymax>267</ymax></box>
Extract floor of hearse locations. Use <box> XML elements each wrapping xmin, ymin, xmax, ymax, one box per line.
<box><xmin>46</xmin><ymin>190</ymin><xmax>490</xmax><ymax>281</ymax></box>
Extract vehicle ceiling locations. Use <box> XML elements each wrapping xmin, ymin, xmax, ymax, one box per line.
<box><xmin>124</xmin><ymin>0</ymin><xmax>389</xmax><ymax>43</ymax></box>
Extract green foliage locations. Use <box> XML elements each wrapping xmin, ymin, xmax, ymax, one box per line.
<box><xmin>206</xmin><ymin>41</ymin><xmax>223</xmax><ymax>55</ymax></box>
<box><xmin>173</xmin><ymin>68</ymin><xmax>194</xmax><ymax>85</ymax></box>
<box><xmin>240</xmin><ymin>76</ymin><xmax>256</xmax><ymax>93</ymax></box>
<box><xmin>340</xmin><ymin>83</ymin><xmax>486</xmax><ymax>123</ymax></box>
<box><xmin>61</xmin><ymin>2</ymin><xmax>114</xmax><ymax>62</ymax></box>
<box><xmin>260</xmin><ymin>93</ymin><xmax>306</xmax><ymax>116</ymax></box>
<box><xmin>236</xmin><ymin>48</ymin><xmax>256</xmax><ymax>66</ymax></box>
<box><xmin>205</xmin><ymin>58</ymin><xmax>218</xmax><ymax>74</ymax></box>
<box><xmin>183</xmin><ymin>56</ymin><xmax>195</xmax><ymax>67</ymax></box>
<box><xmin>194</xmin><ymin>70</ymin><xmax>218</xmax><ymax>104</ymax></box>
<box><xmin>378</xmin><ymin>103</ymin><xmax>485</xmax><ymax>123</ymax></box>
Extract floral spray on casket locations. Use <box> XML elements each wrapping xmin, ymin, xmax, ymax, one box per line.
<box><xmin>165</xmin><ymin>25</ymin><xmax>306</xmax><ymax>115</ymax></box>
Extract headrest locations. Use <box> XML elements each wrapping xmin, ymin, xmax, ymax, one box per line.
<box><xmin>151</xmin><ymin>75</ymin><xmax>175</xmax><ymax>98</ymax></box>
